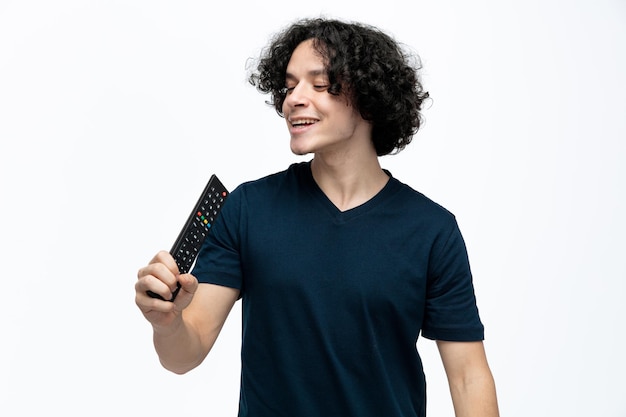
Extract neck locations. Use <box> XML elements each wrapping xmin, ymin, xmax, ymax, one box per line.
<box><xmin>310</xmin><ymin>149</ymin><xmax>389</xmax><ymax>212</ymax></box>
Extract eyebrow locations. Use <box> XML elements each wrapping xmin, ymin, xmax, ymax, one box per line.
<box><xmin>285</xmin><ymin>69</ymin><xmax>328</xmax><ymax>81</ymax></box>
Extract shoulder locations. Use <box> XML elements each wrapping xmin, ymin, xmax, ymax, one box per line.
<box><xmin>387</xmin><ymin>175</ymin><xmax>457</xmax><ymax>226</ymax></box>
<box><xmin>235</xmin><ymin>162</ymin><xmax>307</xmax><ymax>192</ymax></box>
<box><xmin>224</xmin><ymin>162</ymin><xmax>309</xmax><ymax>210</ymax></box>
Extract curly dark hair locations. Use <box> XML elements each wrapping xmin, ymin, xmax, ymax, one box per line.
<box><xmin>248</xmin><ymin>17</ymin><xmax>429</xmax><ymax>156</ymax></box>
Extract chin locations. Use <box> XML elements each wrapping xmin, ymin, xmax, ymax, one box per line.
<box><xmin>290</xmin><ymin>141</ymin><xmax>312</xmax><ymax>156</ymax></box>
<box><xmin>291</xmin><ymin>149</ymin><xmax>310</xmax><ymax>156</ymax></box>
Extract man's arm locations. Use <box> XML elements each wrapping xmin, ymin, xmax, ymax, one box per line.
<box><xmin>151</xmin><ymin>281</ymin><xmax>239</xmax><ymax>374</ymax></box>
<box><xmin>136</xmin><ymin>251</ymin><xmax>240</xmax><ymax>374</ymax></box>
<box><xmin>437</xmin><ymin>340</ymin><xmax>500</xmax><ymax>417</ymax></box>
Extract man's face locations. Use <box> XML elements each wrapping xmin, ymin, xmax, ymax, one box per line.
<box><xmin>282</xmin><ymin>39</ymin><xmax>371</xmax><ymax>157</ymax></box>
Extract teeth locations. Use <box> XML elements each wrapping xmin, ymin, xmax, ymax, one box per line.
<box><xmin>291</xmin><ymin>119</ymin><xmax>316</xmax><ymax>126</ymax></box>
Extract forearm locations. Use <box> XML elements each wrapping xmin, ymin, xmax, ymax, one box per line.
<box><xmin>448</xmin><ymin>369</ymin><xmax>499</xmax><ymax>417</ymax></box>
<box><xmin>437</xmin><ymin>340</ymin><xmax>499</xmax><ymax>417</ymax></box>
<box><xmin>152</xmin><ymin>313</ymin><xmax>211</xmax><ymax>374</ymax></box>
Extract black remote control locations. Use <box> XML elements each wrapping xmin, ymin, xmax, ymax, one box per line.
<box><xmin>147</xmin><ymin>174</ymin><xmax>229</xmax><ymax>301</ymax></box>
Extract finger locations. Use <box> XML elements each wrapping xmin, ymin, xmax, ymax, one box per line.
<box><xmin>170</xmin><ymin>273</ymin><xmax>198</xmax><ymax>307</ymax></box>
<box><xmin>135</xmin><ymin>274</ymin><xmax>169</xmax><ymax>302</ymax></box>
<box><xmin>150</xmin><ymin>250</ymin><xmax>180</xmax><ymax>275</ymax></box>
<box><xmin>138</xmin><ymin>262</ymin><xmax>179</xmax><ymax>293</ymax></box>
<box><xmin>135</xmin><ymin>280</ymin><xmax>176</xmax><ymax>314</ymax></box>
<box><xmin>178</xmin><ymin>273</ymin><xmax>198</xmax><ymax>295</ymax></box>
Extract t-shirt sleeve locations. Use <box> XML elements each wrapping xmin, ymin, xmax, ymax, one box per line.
<box><xmin>191</xmin><ymin>185</ymin><xmax>244</xmax><ymax>291</ymax></box>
<box><xmin>420</xmin><ymin>219</ymin><xmax>485</xmax><ymax>341</ymax></box>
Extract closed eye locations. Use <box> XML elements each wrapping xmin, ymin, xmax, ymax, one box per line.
<box><xmin>281</xmin><ymin>82</ymin><xmax>329</xmax><ymax>95</ymax></box>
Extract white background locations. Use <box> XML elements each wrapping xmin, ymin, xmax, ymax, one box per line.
<box><xmin>1</xmin><ymin>0</ymin><xmax>625</xmax><ymax>416</ymax></box>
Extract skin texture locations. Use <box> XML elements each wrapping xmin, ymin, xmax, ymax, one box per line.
<box><xmin>135</xmin><ymin>251</ymin><xmax>239</xmax><ymax>374</ymax></box>
<box><xmin>438</xmin><ymin>341</ymin><xmax>500</xmax><ymax>417</ymax></box>
<box><xmin>282</xmin><ymin>39</ymin><xmax>389</xmax><ymax>211</ymax></box>
<box><xmin>136</xmin><ymin>32</ymin><xmax>499</xmax><ymax>417</ymax></box>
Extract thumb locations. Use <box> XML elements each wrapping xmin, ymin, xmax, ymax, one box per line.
<box><xmin>173</xmin><ymin>273</ymin><xmax>198</xmax><ymax>306</ymax></box>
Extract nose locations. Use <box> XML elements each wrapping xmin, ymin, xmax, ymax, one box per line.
<box><xmin>283</xmin><ymin>83</ymin><xmax>309</xmax><ymax>110</ymax></box>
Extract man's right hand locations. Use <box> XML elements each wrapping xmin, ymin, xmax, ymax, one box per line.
<box><xmin>135</xmin><ymin>250</ymin><xmax>199</xmax><ymax>331</ymax></box>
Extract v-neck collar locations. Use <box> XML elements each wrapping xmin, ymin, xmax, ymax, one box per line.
<box><xmin>298</xmin><ymin>161</ymin><xmax>399</xmax><ymax>223</ymax></box>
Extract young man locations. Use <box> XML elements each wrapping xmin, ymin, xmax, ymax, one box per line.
<box><xmin>136</xmin><ymin>18</ymin><xmax>499</xmax><ymax>417</ymax></box>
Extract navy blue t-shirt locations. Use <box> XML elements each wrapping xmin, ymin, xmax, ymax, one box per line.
<box><xmin>192</xmin><ymin>161</ymin><xmax>484</xmax><ymax>417</ymax></box>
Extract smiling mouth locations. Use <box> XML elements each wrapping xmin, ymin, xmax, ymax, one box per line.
<box><xmin>289</xmin><ymin>118</ymin><xmax>318</xmax><ymax>127</ymax></box>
